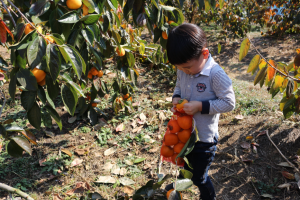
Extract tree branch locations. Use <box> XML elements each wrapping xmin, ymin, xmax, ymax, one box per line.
<box><xmin>0</xmin><ymin>89</ymin><xmax>6</xmax><ymax>117</ymax></box>
<box><xmin>246</xmin><ymin>35</ymin><xmax>300</xmax><ymax>83</ymax></box>
<box><xmin>0</xmin><ymin>183</ymin><xmax>34</xmax><ymax>200</ymax></box>
<box><xmin>0</xmin><ymin>0</ymin><xmax>16</xmax><ymax>27</ymax></box>
<box><xmin>266</xmin><ymin>130</ymin><xmax>300</xmax><ymax>175</ymax></box>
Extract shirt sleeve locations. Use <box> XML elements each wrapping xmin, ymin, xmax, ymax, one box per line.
<box><xmin>172</xmin><ymin>70</ymin><xmax>181</xmax><ymax>99</ymax></box>
<box><xmin>208</xmin><ymin>70</ymin><xmax>235</xmax><ymax>114</ymax></box>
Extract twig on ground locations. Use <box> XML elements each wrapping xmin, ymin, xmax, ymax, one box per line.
<box><xmin>266</xmin><ymin>130</ymin><xmax>300</xmax><ymax>175</ymax></box>
<box><xmin>0</xmin><ymin>183</ymin><xmax>34</xmax><ymax>200</ymax></box>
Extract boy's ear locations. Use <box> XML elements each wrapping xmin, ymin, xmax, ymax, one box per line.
<box><xmin>202</xmin><ymin>48</ymin><xmax>209</xmax><ymax>59</ymax></box>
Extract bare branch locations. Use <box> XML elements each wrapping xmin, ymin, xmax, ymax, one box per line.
<box><xmin>246</xmin><ymin>35</ymin><xmax>300</xmax><ymax>83</ymax></box>
<box><xmin>266</xmin><ymin>130</ymin><xmax>300</xmax><ymax>175</ymax></box>
<box><xmin>0</xmin><ymin>0</ymin><xmax>16</xmax><ymax>27</ymax></box>
<box><xmin>0</xmin><ymin>183</ymin><xmax>34</xmax><ymax>200</ymax></box>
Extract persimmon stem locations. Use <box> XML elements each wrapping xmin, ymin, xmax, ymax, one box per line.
<box><xmin>0</xmin><ymin>0</ymin><xmax>16</xmax><ymax>27</ymax></box>
<box><xmin>246</xmin><ymin>35</ymin><xmax>300</xmax><ymax>83</ymax></box>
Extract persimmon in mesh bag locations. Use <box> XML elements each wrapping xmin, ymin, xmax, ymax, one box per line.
<box><xmin>160</xmin><ymin>113</ymin><xmax>195</xmax><ymax>167</ymax></box>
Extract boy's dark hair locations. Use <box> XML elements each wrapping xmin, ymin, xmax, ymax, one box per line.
<box><xmin>166</xmin><ymin>23</ymin><xmax>207</xmax><ymax>65</ymax></box>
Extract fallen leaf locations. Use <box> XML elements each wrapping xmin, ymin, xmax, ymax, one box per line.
<box><xmin>251</xmin><ymin>142</ymin><xmax>260</xmax><ymax>147</ymax></box>
<box><xmin>253</xmin><ymin>146</ymin><xmax>257</xmax><ymax>154</ymax></box>
<box><xmin>246</xmin><ymin>135</ymin><xmax>254</xmax><ymax>140</ymax></box>
<box><xmin>240</xmin><ymin>156</ymin><xmax>253</xmax><ymax>164</ymax></box>
<box><xmin>39</xmin><ymin>158</ymin><xmax>47</xmax><ymax>167</ymax></box>
<box><xmin>45</xmin><ymin>131</ymin><xmax>55</xmax><ymax>138</ymax></box>
<box><xmin>70</xmin><ymin>158</ymin><xmax>83</xmax><ymax>167</ymax></box>
<box><xmin>119</xmin><ymin>177</ymin><xmax>135</xmax><ymax>186</ymax></box>
<box><xmin>111</xmin><ymin>165</ymin><xmax>121</xmax><ymax>175</ymax></box>
<box><xmin>61</xmin><ymin>149</ymin><xmax>72</xmax><ymax>157</ymax></box>
<box><xmin>132</xmin><ymin>101</ymin><xmax>140</xmax><ymax>107</ymax></box>
<box><xmin>131</xmin><ymin>120</ymin><xmax>137</xmax><ymax>128</ymax></box>
<box><xmin>278</xmin><ymin>183</ymin><xmax>291</xmax><ymax>189</ymax></box>
<box><xmin>257</xmin><ymin>130</ymin><xmax>267</xmax><ymax>137</ymax></box>
<box><xmin>143</xmin><ymin>163</ymin><xmax>152</xmax><ymax>170</ymax></box>
<box><xmin>139</xmin><ymin>113</ymin><xmax>147</xmax><ymax>124</ymax></box>
<box><xmin>282</xmin><ymin>171</ymin><xmax>295</xmax><ymax>180</ymax></box>
<box><xmin>277</xmin><ymin>162</ymin><xmax>293</xmax><ymax>168</ymax></box>
<box><xmin>3</xmin><ymin>119</ymin><xmax>13</xmax><ymax>124</ymax></box>
<box><xmin>295</xmin><ymin>173</ymin><xmax>300</xmax><ymax>182</ymax></box>
<box><xmin>260</xmin><ymin>194</ymin><xmax>273</xmax><ymax>198</ymax></box>
<box><xmin>120</xmin><ymin>168</ymin><xmax>127</xmax><ymax>176</ymax></box>
<box><xmin>166</xmin><ymin>97</ymin><xmax>172</xmax><ymax>102</ymax></box>
<box><xmin>66</xmin><ymin>188</ymin><xmax>76</xmax><ymax>196</ymax></box>
<box><xmin>124</xmin><ymin>160</ymin><xmax>133</xmax><ymax>165</ymax></box>
<box><xmin>68</xmin><ymin>116</ymin><xmax>77</xmax><ymax>123</ymax></box>
<box><xmin>95</xmin><ymin>176</ymin><xmax>116</xmax><ymax>184</ymax></box>
<box><xmin>148</xmin><ymin>146</ymin><xmax>159</xmax><ymax>153</ymax></box>
<box><xmin>132</xmin><ymin>126</ymin><xmax>143</xmax><ymax>133</ymax></box>
<box><xmin>102</xmin><ymin>162</ymin><xmax>114</xmax><ymax>171</ymax></box>
<box><xmin>235</xmin><ymin>115</ymin><xmax>243</xmax><ymax>120</ymax></box>
<box><xmin>116</xmin><ymin>123</ymin><xmax>125</xmax><ymax>132</ymax></box>
<box><xmin>104</xmin><ymin>147</ymin><xmax>117</xmax><ymax>156</ymax></box>
<box><xmin>53</xmin><ymin>193</ymin><xmax>63</xmax><ymax>200</ymax></box>
<box><xmin>75</xmin><ymin>148</ymin><xmax>89</xmax><ymax>156</ymax></box>
<box><xmin>159</xmin><ymin>112</ymin><xmax>166</xmax><ymax>121</ymax></box>
<box><xmin>123</xmin><ymin>186</ymin><xmax>135</xmax><ymax>196</ymax></box>
<box><xmin>240</xmin><ymin>142</ymin><xmax>251</xmax><ymax>149</ymax></box>
<box><xmin>104</xmin><ymin>94</ymin><xmax>110</xmax><ymax>100</ymax></box>
<box><xmin>134</xmin><ymin>157</ymin><xmax>146</xmax><ymax>164</ymax></box>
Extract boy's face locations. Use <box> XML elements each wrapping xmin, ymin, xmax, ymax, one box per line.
<box><xmin>175</xmin><ymin>53</ymin><xmax>206</xmax><ymax>75</ymax></box>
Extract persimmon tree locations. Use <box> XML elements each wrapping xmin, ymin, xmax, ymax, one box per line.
<box><xmin>0</xmin><ymin>0</ymin><xmax>187</xmax><ymax>157</ymax></box>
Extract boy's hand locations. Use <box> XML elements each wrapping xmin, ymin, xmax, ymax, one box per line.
<box><xmin>183</xmin><ymin>101</ymin><xmax>202</xmax><ymax>115</ymax></box>
<box><xmin>171</xmin><ymin>97</ymin><xmax>181</xmax><ymax>113</ymax></box>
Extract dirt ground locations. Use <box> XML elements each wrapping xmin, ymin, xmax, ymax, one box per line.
<box><xmin>0</xmin><ymin>30</ymin><xmax>300</xmax><ymax>200</ymax></box>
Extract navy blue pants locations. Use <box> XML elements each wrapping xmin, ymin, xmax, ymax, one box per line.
<box><xmin>165</xmin><ymin>138</ymin><xmax>217</xmax><ymax>200</ymax></box>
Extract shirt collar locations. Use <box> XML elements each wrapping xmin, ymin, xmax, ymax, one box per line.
<box><xmin>194</xmin><ymin>54</ymin><xmax>216</xmax><ymax>77</ymax></box>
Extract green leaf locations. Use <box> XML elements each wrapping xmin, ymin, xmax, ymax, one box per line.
<box><xmin>177</xmin><ymin>132</ymin><xmax>196</xmax><ymax>158</ymax></box>
<box><xmin>49</xmin><ymin>8</ymin><xmax>64</xmax><ymax>34</ymax></box>
<box><xmin>9</xmin><ymin>30</ymin><xmax>38</xmax><ymax>50</ymax></box>
<box><xmin>9</xmin><ymin>67</ymin><xmax>18</xmax><ymax>101</ymax></box>
<box><xmin>134</xmin><ymin>157</ymin><xmax>146</xmax><ymax>163</ymax></box>
<box><xmin>27</xmin><ymin>102</ymin><xmax>41</xmax><ymax>130</ymax></box>
<box><xmin>11</xmin><ymin>136</ymin><xmax>32</xmax><ymax>155</ymax></box>
<box><xmin>44</xmin><ymin>105</ymin><xmax>62</xmax><ymax>130</ymax></box>
<box><xmin>88</xmin><ymin>107</ymin><xmax>98</xmax><ymax>125</ymax></box>
<box><xmin>175</xmin><ymin>179</ymin><xmax>193</xmax><ymax>191</ymax></box>
<box><xmin>219</xmin><ymin>0</ymin><xmax>224</xmax><ymax>9</ymax></box>
<box><xmin>218</xmin><ymin>43</ymin><xmax>221</xmax><ymax>54</ymax></box>
<box><xmin>239</xmin><ymin>38</ymin><xmax>250</xmax><ymax>61</ymax></box>
<box><xmin>107</xmin><ymin>0</ymin><xmax>118</xmax><ymax>11</ymax></box>
<box><xmin>81</xmin><ymin>28</ymin><xmax>95</xmax><ymax>46</ymax></box>
<box><xmin>46</xmin><ymin>44</ymin><xmax>62</xmax><ymax>82</ymax></box>
<box><xmin>112</xmin><ymin>30</ymin><xmax>121</xmax><ymax>44</ymax></box>
<box><xmin>58</xmin><ymin>11</ymin><xmax>79</xmax><ymax>23</ymax></box>
<box><xmin>29</xmin><ymin>0</ymin><xmax>50</xmax><ymax>16</ymax></box>
<box><xmin>27</xmin><ymin>36</ymin><xmax>47</xmax><ymax>69</ymax></box>
<box><xmin>152</xmin><ymin>174</ymin><xmax>171</xmax><ymax>190</ymax></box>
<box><xmin>80</xmin><ymin>14</ymin><xmax>101</xmax><ymax>25</ymax></box>
<box><xmin>21</xmin><ymin>91</ymin><xmax>37</xmax><ymax>111</ymax></box>
<box><xmin>37</xmin><ymin>85</ymin><xmax>47</xmax><ymax>104</ymax></box>
<box><xmin>16</xmin><ymin>49</ymin><xmax>27</xmax><ymax>69</ymax></box>
<box><xmin>87</xmin><ymin>24</ymin><xmax>100</xmax><ymax>41</ymax></box>
<box><xmin>139</xmin><ymin>43</ymin><xmax>145</xmax><ymax>55</ymax></box>
<box><xmin>253</xmin><ymin>65</ymin><xmax>267</xmax><ymax>86</ymax></box>
<box><xmin>126</xmin><ymin>52</ymin><xmax>135</xmax><ymax>68</ymax></box>
<box><xmin>135</xmin><ymin>180</ymin><xmax>154</xmax><ymax>196</ymax></box>
<box><xmin>0</xmin><ymin>124</ymin><xmax>7</xmax><ymax>138</ymax></box>
<box><xmin>5</xmin><ymin>125</ymin><xmax>24</xmax><ymax>132</ymax></box>
<box><xmin>82</xmin><ymin>0</ymin><xmax>95</xmax><ymax>13</ymax></box>
<box><xmin>45</xmin><ymin>75</ymin><xmax>59</xmax><ymax>100</ymax></box>
<box><xmin>6</xmin><ymin>140</ymin><xmax>24</xmax><ymax>158</ymax></box>
<box><xmin>89</xmin><ymin>46</ymin><xmax>103</xmax><ymax>66</ymax></box>
<box><xmin>63</xmin><ymin>45</ymin><xmax>86</xmax><ymax>78</ymax></box>
<box><xmin>180</xmin><ymin>169</ymin><xmax>193</xmax><ymax>179</ymax></box>
<box><xmin>16</xmin><ymin>68</ymin><xmax>38</xmax><ymax>91</ymax></box>
<box><xmin>247</xmin><ymin>55</ymin><xmax>261</xmax><ymax>74</ymax></box>
<box><xmin>61</xmin><ymin>84</ymin><xmax>77</xmax><ymax>116</ymax></box>
<box><xmin>61</xmin><ymin>73</ymin><xmax>85</xmax><ymax>97</ymax></box>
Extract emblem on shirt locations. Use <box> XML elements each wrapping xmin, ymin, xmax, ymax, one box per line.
<box><xmin>196</xmin><ymin>83</ymin><xmax>206</xmax><ymax>92</ymax></box>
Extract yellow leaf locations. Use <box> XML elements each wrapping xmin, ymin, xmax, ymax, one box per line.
<box><xmin>296</xmin><ymin>49</ymin><xmax>300</xmax><ymax>54</ymax></box>
<box><xmin>239</xmin><ymin>38</ymin><xmax>250</xmax><ymax>61</ymax></box>
<box><xmin>61</xmin><ymin>149</ymin><xmax>72</xmax><ymax>157</ymax></box>
<box><xmin>246</xmin><ymin>136</ymin><xmax>254</xmax><ymax>140</ymax></box>
<box><xmin>267</xmin><ymin>66</ymin><xmax>275</xmax><ymax>81</ymax></box>
<box><xmin>280</xmin><ymin>102</ymin><xmax>286</xmax><ymax>111</ymax></box>
<box><xmin>273</xmin><ymin>75</ymin><xmax>284</xmax><ymax>89</ymax></box>
<box><xmin>247</xmin><ymin>55</ymin><xmax>260</xmax><ymax>74</ymax></box>
<box><xmin>294</xmin><ymin>81</ymin><xmax>298</xmax><ymax>92</ymax></box>
<box><xmin>259</xmin><ymin>59</ymin><xmax>267</xmax><ymax>69</ymax></box>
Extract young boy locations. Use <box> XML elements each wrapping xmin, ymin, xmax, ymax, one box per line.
<box><xmin>165</xmin><ymin>23</ymin><xmax>235</xmax><ymax>200</ymax></box>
